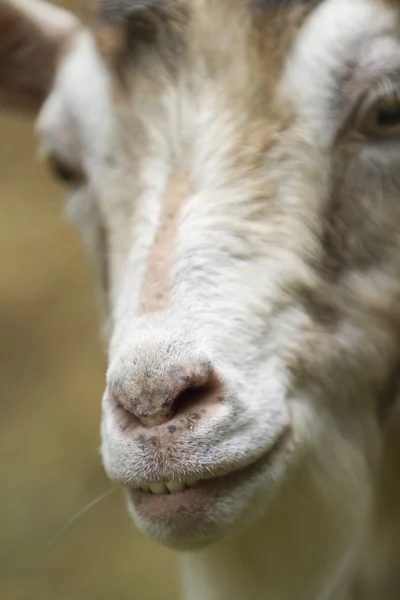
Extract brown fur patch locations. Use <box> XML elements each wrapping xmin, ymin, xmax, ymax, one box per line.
<box><xmin>91</xmin><ymin>0</ymin><xmax>321</xmax><ymax>88</ymax></box>
<box><xmin>0</xmin><ymin>6</ymin><xmax>59</xmax><ymax>111</ymax></box>
<box><xmin>249</xmin><ymin>0</ymin><xmax>322</xmax><ymax>76</ymax></box>
<box><xmin>92</xmin><ymin>0</ymin><xmax>188</xmax><ymax>83</ymax></box>
<box><xmin>139</xmin><ymin>176</ymin><xmax>189</xmax><ymax>314</ymax></box>
<box><xmin>98</xmin><ymin>0</ymin><xmax>166</xmax><ymax>25</ymax></box>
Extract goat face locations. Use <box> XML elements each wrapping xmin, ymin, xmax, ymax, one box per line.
<box><xmin>2</xmin><ymin>0</ymin><xmax>400</xmax><ymax>555</ymax></box>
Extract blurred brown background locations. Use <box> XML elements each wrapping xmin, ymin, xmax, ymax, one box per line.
<box><xmin>0</xmin><ymin>3</ymin><xmax>178</xmax><ymax>598</ymax></box>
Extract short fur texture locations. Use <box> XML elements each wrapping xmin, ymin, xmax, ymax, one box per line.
<box><xmin>2</xmin><ymin>0</ymin><xmax>400</xmax><ymax>598</ymax></box>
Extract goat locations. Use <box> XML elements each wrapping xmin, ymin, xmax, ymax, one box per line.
<box><xmin>1</xmin><ymin>1</ymin><xmax>400</xmax><ymax>598</ymax></box>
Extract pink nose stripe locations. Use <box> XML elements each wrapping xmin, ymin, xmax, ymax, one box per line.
<box><xmin>139</xmin><ymin>176</ymin><xmax>189</xmax><ymax>314</ymax></box>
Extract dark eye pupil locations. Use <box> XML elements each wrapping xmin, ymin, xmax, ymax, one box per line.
<box><xmin>377</xmin><ymin>106</ymin><xmax>400</xmax><ymax>127</ymax></box>
<box><xmin>53</xmin><ymin>164</ymin><xmax>76</xmax><ymax>182</ymax></box>
<box><xmin>48</xmin><ymin>158</ymin><xmax>79</xmax><ymax>184</ymax></box>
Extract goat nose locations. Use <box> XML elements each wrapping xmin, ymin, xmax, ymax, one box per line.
<box><xmin>111</xmin><ymin>361</ymin><xmax>218</xmax><ymax>427</ymax></box>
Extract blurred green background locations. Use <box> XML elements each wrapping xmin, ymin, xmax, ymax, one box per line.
<box><xmin>0</xmin><ymin>3</ymin><xmax>178</xmax><ymax>598</ymax></box>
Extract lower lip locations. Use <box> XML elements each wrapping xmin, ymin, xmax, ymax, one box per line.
<box><xmin>128</xmin><ymin>478</ymin><xmax>227</xmax><ymax>522</ymax></box>
<box><xmin>127</xmin><ymin>428</ymin><xmax>290</xmax><ymax>522</ymax></box>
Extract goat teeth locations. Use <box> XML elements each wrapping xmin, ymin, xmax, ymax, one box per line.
<box><xmin>165</xmin><ymin>481</ymin><xmax>186</xmax><ymax>494</ymax></box>
<box><xmin>137</xmin><ymin>480</ymin><xmax>201</xmax><ymax>494</ymax></box>
<box><xmin>148</xmin><ymin>482</ymin><xmax>168</xmax><ymax>495</ymax></box>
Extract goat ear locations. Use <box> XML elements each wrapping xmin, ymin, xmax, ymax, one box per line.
<box><xmin>0</xmin><ymin>0</ymin><xmax>78</xmax><ymax>112</ymax></box>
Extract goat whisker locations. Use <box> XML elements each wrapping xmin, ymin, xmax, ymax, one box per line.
<box><xmin>48</xmin><ymin>487</ymin><xmax>117</xmax><ymax>547</ymax></box>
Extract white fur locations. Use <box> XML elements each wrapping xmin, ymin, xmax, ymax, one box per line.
<box><xmin>279</xmin><ymin>0</ymin><xmax>395</xmax><ymax>144</ymax></box>
<box><xmin>4</xmin><ymin>0</ymin><xmax>400</xmax><ymax>598</ymax></box>
<box><xmin>6</xmin><ymin>0</ymin><xmax>77</xmax><ymax>32</ymax></box>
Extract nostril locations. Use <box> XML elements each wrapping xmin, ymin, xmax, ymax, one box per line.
<box><xmin>171</xmin><ymin>371</ymin><xmax>221</xmax><ymax>418</ymax></box>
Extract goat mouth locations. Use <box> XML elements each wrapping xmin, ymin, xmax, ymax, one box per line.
<box><xmin>127</xmin><ymin>427</ymin><xmax>291</xmax><ymax>521</ymax></box>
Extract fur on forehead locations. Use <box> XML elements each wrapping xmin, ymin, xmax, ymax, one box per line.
<box><xmin>92</xmin><ymin>0</ymin><xmax>323</xmax><ymax>84</ymax></box>
<box><xmin>93</xmin><ymin>0</ymin><xmax>188</xmax><ymax>75</ymax></box>
<box><xmin>97</xmin><ymin>0</ymin><xmax>318</xmax><ymax>21</ymax></box>
<box><xmin>94</xmin><ymin>0</ymin><xmax>322</xmax><ymax>32</ymax></box>
<box><xmin>98</xmin><ymin>0</ymin><xmax>171</xmax><ymax>24</ymax></box>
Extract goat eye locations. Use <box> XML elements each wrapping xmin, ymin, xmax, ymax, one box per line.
<box><xmin>359</xmin><ymin>93</ymin><xmax>400</xmax><ymax>137</ymax></box>
<box><xmin>47</xmin><ymin>155</ymin><xmax>84</xmax><ymax>186</ymax></box>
